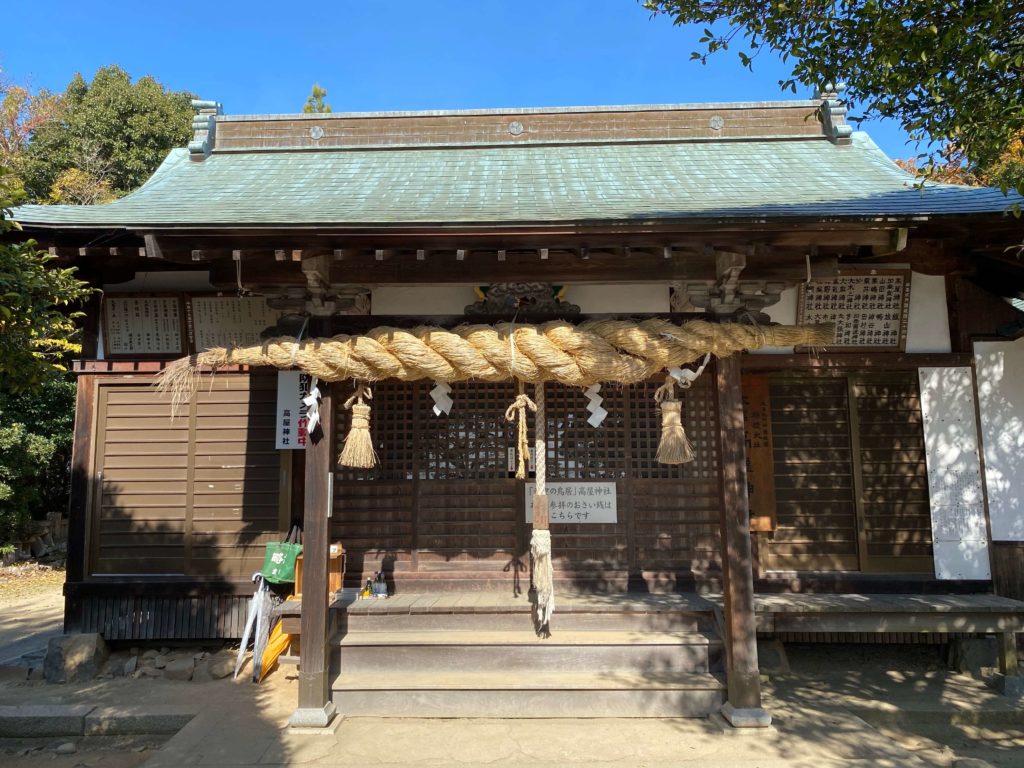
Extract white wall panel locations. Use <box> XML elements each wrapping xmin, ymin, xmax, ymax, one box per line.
<box><xmin>918</xmin><ymin>366</ymin><xmax>991</xmax><ymax>579</ymax></box>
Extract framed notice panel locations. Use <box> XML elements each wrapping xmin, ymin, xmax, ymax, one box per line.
<box><xmin>187</xmin><ymin>296</ymin><xmax>281</xmax><ymax>351</ymax></box>
<box><xmin>797</xmin><ymin>268</ymin><xmax>911</xmax><ymax>351</ymax></box>
<box><xmin>524</xmin><ymin>482</ymin><xmax>617</xmax><ymax>524</ymax></box>
<box><xmin>103</xmin><ymin>295</ymin><xmax>185</xmax><ymax>357</ymax></box>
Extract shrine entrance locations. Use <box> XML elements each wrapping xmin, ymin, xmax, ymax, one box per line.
<box><xmin>332</xmin><ymin>376</ymin><xmax>724</xmax><ymax>593</ymax></box>
<box><xmin>748</xmin><ymin>371</ymin><xmax>934</xmax><ymax>575</ymax></box>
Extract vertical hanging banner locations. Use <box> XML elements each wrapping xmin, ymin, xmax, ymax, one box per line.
<box><xmin>918</xmin><ymin>367</ymin><xmax>991</xmax><ymax>580</ymax></box>
<box><xmin>276</xmin><ymin>371</ymin><xmax>315</xmax><ymax>449</ymax></box>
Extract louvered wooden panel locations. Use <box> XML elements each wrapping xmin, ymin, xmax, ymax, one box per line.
<box><xmin>763</xmin><ymin>379</ymin><xmax>860</xmax><ymax>571</ymax></box>
<box><xmin>92</xmin><ymin>375</ymin><xmax>282</xmax><ymax>579</ymax></box>
<box><xmin>851</xmin><ymin>374</ymin><xmax>933</xmax><ymax>572</ymax></box>
<box><xmin>79</xmin><ymin>594</ymin><xmax>250</xmax><ymax>639</ymax></box>
<box><xmin>94</xmin><ymin>391</ymin><xmax>188</xmax><ymax>575</ymax></box>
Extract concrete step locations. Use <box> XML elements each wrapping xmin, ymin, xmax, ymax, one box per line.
<box><xmin>335</xmin><ymin>630</ymin><xmax>720</xmax><ymax>674</ymax></box>
<box><xmin>331</xmin><ymin>669</ymin><xmax>725</xmax><ymax>718</ymax></box>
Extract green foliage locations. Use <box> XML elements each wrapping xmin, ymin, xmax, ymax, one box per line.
<box><xmin>643</xmin><ymin>0</ymin><xmax>1024</xmax><ymax>194</ymax></box>
<box><xmin>303</xmin><ymin>84</ymin><xmax>332</xmax><ymax>114</ymax></box>
<box><xmin>0</xmin><ymin>376</ymin><xmax>76</xmax><ymax>544</ymax></box>
<box><xmin>0</xmin><ymin>422</ymin><xmax>58</xmax><ymax>543</ymax></box>
<box><xmin>18</xmin><ymin>65</ymin><xmax>193</xmax><ymax>201</ymax></box>
<box><xmin>0</xmin><ymin>166</ymin><xmax>92</xmax><ymax>390</ymax></box>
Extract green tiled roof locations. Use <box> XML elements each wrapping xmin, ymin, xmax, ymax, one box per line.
<box><xmin>12</xmin><ymin>132</ymin><xmax>1022</xmax><ymax>229</ymax></box>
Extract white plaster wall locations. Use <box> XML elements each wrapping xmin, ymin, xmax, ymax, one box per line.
<box><xmin>561</xmin><ymin>284</ymin><xmax>670</xmax><ymax>313</ymax></box>
<box><xmin>749</xmin><ymin>286</ymin><xmax>799</xmax><ymax>354</ymax></box>
<box><xmin>103</xmin><ymin>270</ymin><xmax>216</xmax><ymax>293</ymax></box>
<box><xmin>371</xmin><ymin>284</ymin><xmax>670</xmax><ymax>315</ymax></box>
<box><xmin>974</xmin><ymin>337</ymin><xmax>1024</xmax><ymax>541</ymax></box>
<box><xmin>371</xmin><ymin>286</ymin><xmax>478</xmax><ymax>315</ymax></box>
<box><xmin>906</xmin><ymin>273</ymin><xmax>951</xmax><ymax>353</ymax></box>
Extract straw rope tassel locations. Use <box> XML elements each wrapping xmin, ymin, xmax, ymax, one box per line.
<box><xmin>504</xmin><ymin>383</ymin><xmax>536</xmax><ymax>480</ymax></box>
<box><xmin>530</xmin><ymin>382</ymin><xmax>555</xmax><ymax>630</ymax></box>
<box><xmin>654</xmin><ymin>377</ymin><xmax>695</xmax><ymax>465</ymax></box>
<box><xmin>340</xmin><ymin>384</ymin><xmax>378</xmax><ymax>469</ymax></box>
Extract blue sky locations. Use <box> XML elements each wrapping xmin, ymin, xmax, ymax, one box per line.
<box><xmin>3</xmin><ymin>0</ymin><xmax>912</xmax><ymax>159</ymax></box>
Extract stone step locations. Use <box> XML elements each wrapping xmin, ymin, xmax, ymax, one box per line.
<box><xmin>331</xmin><ymin>669</ymin><xmax>725</xmax><ymax>718</ymax></box>
<box><xmin>335</xmin><ymin>630</ymin><xmax>719</xmax><ymax>674</ymax></box>
<box><xmin>339</xmin><ymin>610</ymin><xmax>707</xmax><ymax>633</ymax></box>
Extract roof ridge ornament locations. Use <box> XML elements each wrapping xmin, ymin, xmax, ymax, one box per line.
<box><xmin>189</xmin><ymin>99</ymin><xmax>223</xmax><ymax>162</ymax></box>
<box><xmin>815</xmin><ymin>82</ymin><xmax>853</xmax><ymax>146</ymax></box>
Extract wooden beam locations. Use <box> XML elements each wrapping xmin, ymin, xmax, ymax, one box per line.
<box><xmin>292</xmin><ymin>382</ymin><xmax>337</xmax><ymax>728</ymax></box>
<box><xmin>715</xmin><ymin>355</ymin><xmax>770</xmax><ymax>725</ymax></box>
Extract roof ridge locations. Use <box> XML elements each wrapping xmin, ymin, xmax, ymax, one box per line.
<box><xmin>215</xmin><ymin>100</ymin><xmax>822</xmax><ymax>122</ymax></box>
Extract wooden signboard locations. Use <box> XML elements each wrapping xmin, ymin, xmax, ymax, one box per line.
<box><xmin>741</xmin><ymin>375</ymin><xmax>776</xmax><ymax>532</ymax></box>
<box><xmin>797</xmin><ymin>268</ymin><xmax>911</xmax><ymax>351</ymax></box>
<box><xmin>187</xmin><ymin>296</ymin><xmax>281</xmax><ymax>351</ymax></box>
<box><xmin>102</xmin><ymin>295</ymin><xmax>185</xmax><ymax>357</ymax></box>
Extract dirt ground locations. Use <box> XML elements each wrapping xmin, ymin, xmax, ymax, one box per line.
<box><xmin>0</xmin><ymin>567</ymin><xmax>1021</xmax><ymax>767</ymax></box>
<box><xmin>0</xmin><ymin>563</ymin><xmax>66</xmax><ymax>604</ymax></box>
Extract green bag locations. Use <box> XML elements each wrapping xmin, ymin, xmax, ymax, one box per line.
<box><xmin>261</xmin><ymin>526</ymin><xmax>302</xmax><ymax>584</ymax></box>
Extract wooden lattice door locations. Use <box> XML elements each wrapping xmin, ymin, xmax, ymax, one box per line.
<box><xmin>333</xmin><ymin>376</ymin><xmax>723</xmax><ymax>592</ymax></box>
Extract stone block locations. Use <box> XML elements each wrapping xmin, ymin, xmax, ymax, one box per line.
<box><xmin>0</xmin><ymin>704</ymin><xmax>93</xmax><ymax>737</ymax></box>
<box><xmin>163</xmin><ymin>657</ymin><xmax>194</xmax><ymax>681</ymax></box>
<box><xmin>948</xmin><ymin>637</ymin><xmax>998</xmax><ymax>677</ymax></box>
<box><xmin>44</xmin><ymin>634</ymin><xmax>109</xmax><ymax>683</ymax></box>
<box><xmin>757</xmin><ymin>638</ymin><xmax>790</xmax><ymax>675</ymax></box>
<box><xmin>993</xmin><ymin>673</ymin><xmax>1024</xmax><ymax>698</ymax></box>
<box><xmin>0</xmin><ymin>665</ymin><xmax>29</xmax><ymax>682</ymax></box>
<box><xmin>85</xmin><ymin>705</ymin><xmax>196</xmax><ymax>735</ymax></box>
<box><xmin>720</xmin><ymin>702</ymin><xmax>773</xmax><ymax>728</ymax></box>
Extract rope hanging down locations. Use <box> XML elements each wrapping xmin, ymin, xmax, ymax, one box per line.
<box><xmin>531</xmin><ymin>382</ymin><xmax>554</xmax><ymax>631</ymax></box>
<box><xmin>504</xmin><ymin>382</ymin><xmax>537</xmax><ymax>480</ymax></box>
<box><xmin>157</xmin><ymin>319</ymin><xmax>833</xmax><ymax>412</ymax></box>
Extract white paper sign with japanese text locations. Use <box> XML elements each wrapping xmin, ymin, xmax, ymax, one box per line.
<box><xmin>276</xmin><ymin>371</ymin><xmax>315</xmax><ymax>450</ymax></box>
<box><xmin>525</xmin><ymin>482</ymin><xmax>617</xmax><ymax>524</ymax></box>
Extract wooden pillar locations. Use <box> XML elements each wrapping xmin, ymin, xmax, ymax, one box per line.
<box><xmin>715</xmin><ymin>355</ymin><xmax>771</xmax><ymax>727</ymax></box>
<box><xmin>64</xmin><ymin>374</ymin><xmax>96</xmax><ymax>632</ymax></box>
<box><xmin>290</xmin><ymin>382</ymin><xmax>337</xmax><ymax>728</ymax></box>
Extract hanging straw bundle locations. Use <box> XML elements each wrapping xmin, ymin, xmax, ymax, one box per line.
<box><xmin>653</xmin><ymin>377</ymin><xmax>694</xmax><ymax>465</ymax></box>
<box><xmin>340</xmin><ymin>384</ymin><xmax>377</xmax><ymax>469</ymax></box>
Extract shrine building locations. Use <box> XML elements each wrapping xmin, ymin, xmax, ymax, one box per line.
<box><xmin>11</xmin><ymin>92</ymin><xmax>1024</xmax><ymax>727</ymax></box>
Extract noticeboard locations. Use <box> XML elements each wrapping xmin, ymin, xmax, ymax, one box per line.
<box><xmin>797</xmin><ymin>268</ymin><xmax>911</xmax><ymax>351</ymax></box>
<box><xmin>187</xmin><ymin>296</ymin><xmax>281</xmax><ymax>351</ymax></box>
<box><xmin>103</xmin><ymin>295</ymin><xmax>185</xmax><ymax>357</ymax></box>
